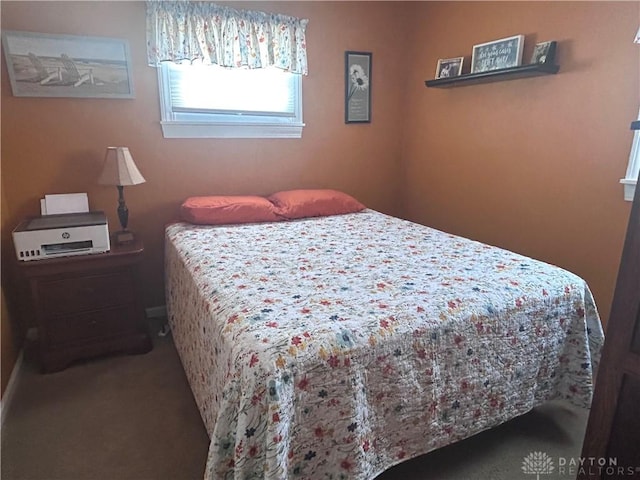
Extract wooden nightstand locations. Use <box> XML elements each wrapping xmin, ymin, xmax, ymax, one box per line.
<box><xmin>20</xmin><ymin>238</ymin><xmax>152</xmax><ymax>372</ymax></box>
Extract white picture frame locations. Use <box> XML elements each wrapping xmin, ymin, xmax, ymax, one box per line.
<box><xmin>471</xmin><ymin>34</ymin><xmax>525</xmax><ymax>74</ymax></box>
<box><xmin>2</xmin><ymin>30</ymin><xmax>135</xmax><ymax>98</ymax></box>
<box><xmin>435</xmin><ymin>57</ymin><xmax>464</xmax><ymax>79</ymax></box>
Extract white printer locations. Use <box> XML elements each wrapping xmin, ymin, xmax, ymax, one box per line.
<box><xmin>13</xmin><ymin>211</ymin><xmax>110</xmax><ymax>261</ymax></box>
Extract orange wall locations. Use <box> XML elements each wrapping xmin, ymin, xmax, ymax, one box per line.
<box><xmin>1</xmin><ymin>1</ymin><xmax>411</xmax><ymax>382</ymax></box>
<box><xmin>1</xmin><ymin>1</ymin><xmax>637</xmax><ymax>382</ymax></box>
<box><xmin>0</xmin><ymin>0</ymin><xmax>409</xmax><ymax>309</ymax></box>
<box><xmin>401</xmin><ymin>1</ymin><xmax>638</xmax><ymax>328</ymax></box>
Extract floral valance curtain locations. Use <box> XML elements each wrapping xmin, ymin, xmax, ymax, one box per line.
<box><xmin>146</xmin><ymin>1</ymin><xmax>308</xmax><ymax>74</ymax></box>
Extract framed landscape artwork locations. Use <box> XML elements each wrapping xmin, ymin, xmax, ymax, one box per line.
<box><xmin>2</xmin><ymin>30</ymin><xmax>135</xmax><ymax>98</ymax></box>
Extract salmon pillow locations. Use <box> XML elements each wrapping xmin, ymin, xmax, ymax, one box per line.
<box><xmin>180</xmin><ymin>196</ymin><xmax>281</xmax><ymax>225</ymax></box>
<box><xmin>268</xmin><ymin>189</ymin><xmax>366</xmax><ymax>219</ymax></box>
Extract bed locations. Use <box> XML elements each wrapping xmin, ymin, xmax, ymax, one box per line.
<box><xmin>165</xmin><ymin>208</ymin><xmax>604</xmax><ymax>480</ymax></box>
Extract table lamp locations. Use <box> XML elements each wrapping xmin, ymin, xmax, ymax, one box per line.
<box><xmin>98</xmin><ymin>146</ymin><xmax>146</xmax><ymax>244</ymax></box>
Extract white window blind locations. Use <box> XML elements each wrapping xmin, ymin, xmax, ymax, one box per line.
<box><xmin>158</xmin><ymin>62</ymin><xmax>304</xmax><ymax>139</ymax></box>
<box><xmin>168</xmin><ymin>63</ymin><xmax>296</xmax><ymax>117</ymax></box>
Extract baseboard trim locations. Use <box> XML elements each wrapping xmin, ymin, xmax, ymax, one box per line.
<box><xmin>145</xmin><ymin>305</ymin><xmax>167</xmax><ymax>319</ymax></box>
<box><xmin>1</xmin><ymin>349</ymin><xmax>24</xmax><ymax>430</ymax></box>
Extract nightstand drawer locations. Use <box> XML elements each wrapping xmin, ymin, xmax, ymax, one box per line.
<box><xmin>46</xmin><ymin>307</ymin><xmax>135</xmax><ymax>346</ymax></box>
<box><xmin>38</xmin><ymin>271</ymin><xmax>134</xmax><ymax>317</ymax></box>
<box><xmin>19</xmin><ymin>237</ymin><xmax>152</xmax><ymax>372</ymax></box>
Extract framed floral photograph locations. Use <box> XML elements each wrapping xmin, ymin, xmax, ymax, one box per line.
<box><xmin>345</xmin><ymin>51</ymin><xmax>371</xmax><ymax>124</ymax></box>
<box><xmin>435</xmin><ymin>57</ymin><xmax>464</xmax><ymax>79</ymax></box>
<box><xmin>2</xmin><ymin>30</ymin><xmax>135</xmax><ymax>98</ymax></box>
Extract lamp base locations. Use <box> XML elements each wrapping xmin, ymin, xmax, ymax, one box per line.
<box><xmin>114</xmin><ymin>230</ymin><xmax>135</xmax><ymax>245</ymax></box>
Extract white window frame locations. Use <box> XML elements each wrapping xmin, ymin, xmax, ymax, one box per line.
<box><xmin>157</xmin><ymin>63</ymin><xmax>304</xmax><ymax>139</ymax></box>
<box><xmin>620</xmin><ymin>108</ymin><xmax>640</xmax><ymax>201</ymax></box>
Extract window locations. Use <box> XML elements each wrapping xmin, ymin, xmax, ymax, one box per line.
<box><xmin>622</xmin><ymin>30</ymin><xmax>640</xmax><ymax>200</ymax></box>
<box><xmin>157</xmin><ymin>62</ymin><xmax>304</xmax><ymax>139</ymax></box>
<box><xmin>621</xmin><ymin>109</ymin><xmax>640</xmax><ymax>201</ymax></box>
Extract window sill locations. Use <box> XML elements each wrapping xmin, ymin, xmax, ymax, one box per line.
<box><xmin>160</xmin><ymin>121</ymin><xmax>304</xmax><ymax>139</ymax></box>
<box><xmin>621</xmin><ymin>178</ymin><xmax>637</xmax><ymax>202</ymax></box>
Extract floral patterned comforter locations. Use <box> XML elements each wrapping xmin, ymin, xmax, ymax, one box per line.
<box><xmin>165</xmin><ymin>210</ymin><xmax>604</xmax><ymax>480</ymax></box>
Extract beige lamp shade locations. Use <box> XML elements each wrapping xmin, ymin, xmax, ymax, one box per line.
<box><xmin>98</xmin><ymin>147</ymin><xmax>146</xmax><ymax>186</ymax></box>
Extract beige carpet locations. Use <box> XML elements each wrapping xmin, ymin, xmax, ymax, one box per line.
<box><xmin>1</xmin><ymin>330</ymin><xmax>589</xmax><ymax>480</ymax></box>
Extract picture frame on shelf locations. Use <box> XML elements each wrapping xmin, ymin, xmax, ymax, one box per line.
<box><xmin>530</xmin><ymin>41</ymin><xmax>557</xmax><ymax>65</ymax></box>
<box><xmin>1</xmin><ymin>30</ymin><xmax>135</xmax><ymax>98</ymax></box>
<box><xmin>471</xmin><ymin>34</ymin><xmax>524</xmax><ymax>73</ymax></box>
<box><xmin>435</xmin><ymin>57</ymin><xmax>464</xmax><ymax>79</ymax></box>
<box><xmin>345</xmin><ymin>51</ymin><xmax>371</xmax><ymax>124</ymax></box>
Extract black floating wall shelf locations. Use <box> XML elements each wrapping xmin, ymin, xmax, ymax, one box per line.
<box><xmin>425</xmin><ymin>63</ymin><xmax>559</xmax><ymax>88</ymax></box>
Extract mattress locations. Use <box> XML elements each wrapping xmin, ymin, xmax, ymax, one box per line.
<box><xmin>165</xmin><ymin>209</ymin><xmax>604</xmax><ymax>480</ymax></box>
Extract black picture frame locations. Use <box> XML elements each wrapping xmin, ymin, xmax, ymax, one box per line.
<box><xmin>345</xmin><ymin>51</ymin><xmax>371</xmax><ymax>124</ymax></box>
<box><xmin>435</xmin><ymin>57</ymin><xmax>464</xmax><ymax>79</ymax></box>
<box><xmin>530</xmin><ymin>41</ymin><xmax>557</xmax><ymax>65</ymax></box>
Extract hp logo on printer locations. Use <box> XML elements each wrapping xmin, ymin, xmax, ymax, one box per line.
<box><xmin>62</xmin><ymin>232</ymin><xmax>70</xmax><ymax>239</ymax></box>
